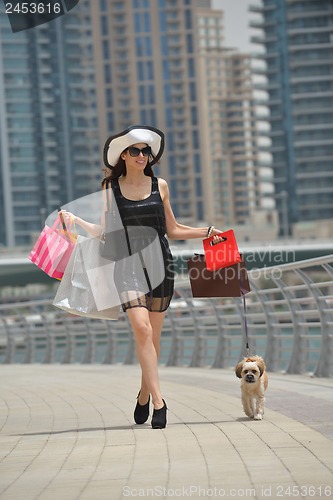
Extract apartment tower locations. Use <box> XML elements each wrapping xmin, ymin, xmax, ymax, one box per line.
<box><xmin>0</xmin><ymin>0</ymin><xmax>99</xmax><ymax>246</ymax></box>
<box><xmin>196</xmin><ymin>7</ymin><xmax>261</xmax><ymax>228</ymax></box>
<box><xmin>91</xmin><ymin>0</ymin><xmax>215</xmax><ymax>225</ymax></box>
<box><xmin>251</xmin><ymin>0</ymin><xmax>333</xmax><ymax>234</ymax></box>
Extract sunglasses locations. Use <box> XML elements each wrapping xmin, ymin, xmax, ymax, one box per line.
<box><xmin>127</xmin><ymin>146</ymin><xmax>151</xmax><ymax>157</ymax></box>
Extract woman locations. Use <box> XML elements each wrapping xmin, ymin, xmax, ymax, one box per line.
<box><xmin>61</xmin><ymin>125</ymin><xmax>223</xmax><ymax>429</ymax></box>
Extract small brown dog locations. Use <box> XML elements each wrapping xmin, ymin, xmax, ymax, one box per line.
<box><xmin>235</xmin><ymin>355</ymin><xmax>268</xmax><ymax>420</ymax></box>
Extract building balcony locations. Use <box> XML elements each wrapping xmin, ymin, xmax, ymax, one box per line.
<box><xmin>255</xmin><ymin>98</ymin><xmax>270</xmax><ymax>106</ymax></box>
<box><xmin>289</xmin><ymin>57</ymin><xmax>333</xmax><ymax>68</ymax></box>
<box><xmin>292</xmin><ymin>90</ymin><xmax>333</xmax><ymax>100</ymax></box>
<box><xmin>258</xmin><ymin>144</ymin><xmax>285</xmax><ymax>153</ymax></box>
<box><xmin>37</xmin><ymin>51</ymin><xmax>51</xmax><ymax>59</ymax></box>
<box><xmin>251</xmin><ymin>67</ymin><xmax>267</xmax><ymax>76</ymax></box>
<box><xmin>253</xmin><ymin>82</ymin><xmax>280</xmax><ymax>91</ymax></box>
<box><xmin>258</xmin><ymin>98</ymin><xmax>283</xmax><ymax>107</ymax></box>
<box><xmin>287</xmin><ymin>10</ymin><xmax>333</xmax><ymax>21</ymax></box>
<box><xmin>168</xmin><ymin>39</ymin><xmax>183</xmax><ymax>48</ymax></box>
<box><xmin>293</xmin><ymin>105</ymin><xmax>333</xmax><ymax>117</ymax></box>
<box><xmin>249</xmin><ymin>4</ymin><xmax>277</xmax><ymax>13</ymax></box>
<box><xmin>259</xmin><ymin>129</ymin><xmax>284</xmax><ymax>138</ymax></box>
<box><xmin>41</xmin><ymin>96</ymin><xmax>54</xmax><ymax>104</ymax></box>
<box><xmin>291</xmin><ymin>75</ymin><xmax>333</xmax><ymax>84</ymax></box>
<box><xmin>250</xmin><ymin>35</ymin><xmax>278</xmax><ymax>45</ymax></box>
<box><xmin>294</xmin><ymin>123</ymin><xmax>333</xmax><ymax>132</ymax></box>
<box><xmin>258</xmin><ymin>159</ymin><xmax>273</xmax><ymax>167</ymax></box>
<box><xmin>249</xmin><ymin>20</ymin><xmax>276</xmax><ymax>29</ymax></box>
<box><xmin>295</xmin><ymin>154</ymin><xmax>333</xmax><ymax>163</ymax></box>
<box><xmin>252</xmin><ymin>52</ymin><xmax>278</xmax><ymax>61</ymax></box>
<box><xmin>294</xmin><ymin>138</ymin><xmax>333</xmax><ymax>148</ymax></box>
<box><xmin>289</xmin><ymin>42</ymin><xmax>333</xmax><ymax>52</ymax></box>
<box><xmin>268</xmin><ymin>113</ymin><xmax>284</xmax><ymax>121</ymax></box>
<box><xmin>288</xmin><ymin>26</ymin><xmax>333</xmax><ymax>35</ymax></box>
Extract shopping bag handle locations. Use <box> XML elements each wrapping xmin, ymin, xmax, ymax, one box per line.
<box><xmin>58</xmin><ymin>208</ymin><xmax>68</xmax><ymax>233</ymax></box>
<box><xmin>209</xmin><ymin>236</ymin><xmax>227</xmax><ymax>246</ymax></box>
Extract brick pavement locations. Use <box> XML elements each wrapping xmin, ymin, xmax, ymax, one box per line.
<box><xmin>0</xmin><ymin>365</ymin><xmax>332</xmax><ymax>500</ymax></box>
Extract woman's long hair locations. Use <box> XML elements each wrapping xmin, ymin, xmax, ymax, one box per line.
<box><xmin>101</xmin><ymin>150</ymin><xmax>156</xmax><ymax>188</ymax></box>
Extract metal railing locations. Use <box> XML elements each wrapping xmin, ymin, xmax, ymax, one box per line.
<box><xmin>0</xmin><ymin>255</ymin><xmax>332</xmax><ymax>376</ymax></box>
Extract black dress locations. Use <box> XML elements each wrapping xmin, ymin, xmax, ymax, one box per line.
<box><xmin>111</xmin><ymin>176</ymin><xmax>174</xmax><ymax>313</ymax></box>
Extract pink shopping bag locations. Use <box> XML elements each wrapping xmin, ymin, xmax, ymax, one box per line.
<box><xmin>28</xmin><ymin>215</ymin><xmax>76</xmax><ymax>280</ymax></box>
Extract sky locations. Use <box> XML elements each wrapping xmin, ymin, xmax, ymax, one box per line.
<box><xmin>211</xmin><ymin>0</ymin><xmax>253</xmax><ymax>53</ymax></box>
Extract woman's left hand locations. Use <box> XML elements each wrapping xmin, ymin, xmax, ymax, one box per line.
<box><xmin>211</xmin><ymin>235</ymin><xmax>225</xmax><ymax>245</ymax></box>
<box><xmin>211</xmin><ymin>229</ymin><xmax>225</xmax><ymax>245</ymax></box>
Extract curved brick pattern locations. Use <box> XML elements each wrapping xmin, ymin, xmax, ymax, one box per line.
<box><xmin>0</xmin><ymin>365</ymin><xmax>332</xmax><ymax>500</ymax></box>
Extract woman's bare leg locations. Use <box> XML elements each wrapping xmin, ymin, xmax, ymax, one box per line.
<box><xmin>138</xmin><ymin>311</ymin><xmax>166</xmax><ymax>405</ymax></box>
<box><xmin>127</xmin><ymin>308</ymin><xmax>165</xmax><ymax>409</ymax></box>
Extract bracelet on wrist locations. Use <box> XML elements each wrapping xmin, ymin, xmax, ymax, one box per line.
<box><xmin>207</xmin><ymin>225</ymin><xmax>214</xmax><ymax>238</ymax></box>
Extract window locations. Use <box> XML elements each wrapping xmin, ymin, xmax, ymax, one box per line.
<box><xmin>137</xmin><ymin>61</ymin><xmax>145</xmax><ymax>81</ymax></box>
<box><xmin>189</xmin><ymin>82</ymin><xmax>196</xmax><ymax>101</ymax></box>
<box><xmin>191</xmin><ymin>107</ymin><xmax>197</xmax><ymax>125</ymax></box>
<box><xmin>185</xmin><ymin>9</ymin><xmax>192</xmax><ymax>30</ymax></box>
<box><xmin>160</xmin><ymin>35</ymin><xmax>168</xmax><ymax>55</ymax></box>
<box><xmin>107</xmin><ymin>111</ymin><xmax>114</xmax><ymax>131</ymax></box>
<box><xmin>195</xmin><ymin>178</ymin><xmax>202</xmax><ymax>197</ymax></box>
<box><xmin>194</xmin><ymin>154</ymin><xmax>201</xmax><ymax>173</ymax></box>
<box><xmin>102</xmin><ymin>40</ymin><xmax>110</xmax><ymax>59</ymax></box>
<box><xmin>166</xmin><ymin>108</ymin><xmax>173</xmax><ymax>127</ymax></box>
<box><xmin>100</xmin><ymin>15</ymin><xmax>108</xmax><ymax>35</ymax></box>
<box><xmin>163</xmin><ymin>60</ymin><xmax>169</xmax><ymax>80</ymax></box>
<box><xmin>164</xmin><ymin>84</ymin><xmax>171</xmax><ymax>102</ymax></box>
<box><xmin>197</xmin><ymin>201</ymin><xmax>204</xmax><ymax>221</ymax></box>
<box><xmin>186</xmin><ymin>34</ymin><xmax>193</xmax><ymax>53</ymax></box>
<box><xmin>133</xmin><ymin>0</ymin><xmax>150</xmax><ymax>7</ymax></box>
<box><xmin>139</xmin><ymin>86</ymin><xmax>146</xmax><ymax>105</ymax></box>
<box><xmin>148</xmin><ymin>84</ymin><xmax>155</xmax><ymax>104</ymax></box>
<box><xmin>192</xmin><ymin>130</ymin><xmax>199</xmax><ymax>147</ymax></box>
<box><xmin>104</xmin><ymin>64</ymin><xmax>111</xmax><ymax>83</ymax></box>
<box><xmin>147</xmin><ymin>61</ymin><xmax>154</xmax><ymax>80</ymax></box>
<box><xmin>188</xmin><ymin>58</ymin><xmax>195</xmax><ymax>78</ymax></box>
<box><xmin>134</xmin><ymin>11</ymin><xmax>151</xmax><ymax>33</ymax></box>
<box><xmin>106</xmin><ymin>88</ymin><xmax>113</xmax><ymax>107</ymax></box>
<box><xmin>167</xmin><ymin>132</ymin><xmax>174</xmax><ymax>150</ymax></box>
<box><xmin>99</xmin><ymin>0</ymin><xmax>107</xmax><ymax>11</ymax></box>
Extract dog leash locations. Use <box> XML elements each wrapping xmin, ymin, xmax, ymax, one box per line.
<box><xmin>240</xmin><ymin>270</ymin><xmax>250</xmax><ymax>357</ymax></box>
<box><xmin>242</xmin><ymin>293</ymin><xmax>250</xmax><ymax>357</ymax></box>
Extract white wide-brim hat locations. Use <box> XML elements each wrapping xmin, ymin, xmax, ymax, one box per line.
<box><xmin>103</xmin><ymin>125</ymin><xmax>165</xmax><ymax>168</ymax></box>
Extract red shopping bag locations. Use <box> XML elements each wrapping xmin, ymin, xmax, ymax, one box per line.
<box><xmin>28</xmin><ymin>215</ymin><xmax>76</xmax><ymax>280</ymax></box>
<box><xmin>203</xmin><ymin>229</ymin><xmax>241</xmax><ymax>271</ymax></box>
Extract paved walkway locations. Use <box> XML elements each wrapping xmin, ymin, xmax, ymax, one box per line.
<box><xmin>0</xmin><ymin>365</ymin><xmax>332</xmax><ymax>500</ymax></box>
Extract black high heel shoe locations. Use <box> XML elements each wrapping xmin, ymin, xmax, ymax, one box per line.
<box><xmin>134</xmin><ymin>392</ymin><xmax>150</xmax><ymax>425</ymax></box>
<box><xmin>151</xmin><ymin>399</ymin><xmax>167</xmax><ymax>429</ymax></box>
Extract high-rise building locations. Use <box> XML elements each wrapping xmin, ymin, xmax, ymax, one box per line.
<box><xmin>91</xmin><ymin>0</ymin><xmax>214</xmax><ymax>225</ymax></box>
<box><xmin>91</xmin><ymin>0</ymin><xmax>266</xmax><ymax>231</ymax></box>
<box><xmin>196</xmin><ymin>7</ymin><xmax>262</xmax><ymax>228</ymax></box>
<box><xmin>251</xmin><ymin>0</ymin><xmax>333</xmax><ymax>234</ymax></box>
<box><xmin>0</xmin><ymin>0</ymin><xmax>99</xmax><ymax>246</ymax></box>
<box><xmin>0</xmin><ymin>0</ymin><xmax>274</xmax><ymax>248</ymax></box>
